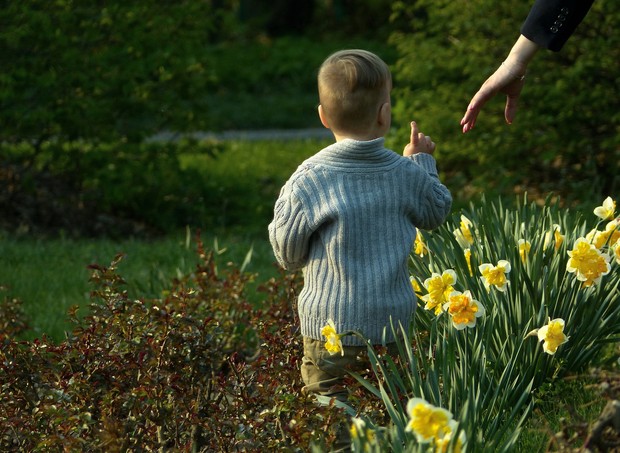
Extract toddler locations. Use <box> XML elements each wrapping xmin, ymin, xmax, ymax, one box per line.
<box><xmin>268</xmin><ymin>48</ymin><xmax>452</xmax><ymax>449</ymax></box>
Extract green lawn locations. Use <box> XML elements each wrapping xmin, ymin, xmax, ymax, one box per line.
<box><xmin>0</xmin><ymin>228</ymin><xmax>277</xmax><ymax>342</ymax></box>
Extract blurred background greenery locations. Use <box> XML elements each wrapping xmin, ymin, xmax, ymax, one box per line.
<box><xmin>1</xmin><ymin>0</ymin><xmax>617</xmax><ymax>237</ymax></box>
<box><xmin>0</xmin><ymin>0</ymin><xmax>618</xmax><ymax>339</ymax></box>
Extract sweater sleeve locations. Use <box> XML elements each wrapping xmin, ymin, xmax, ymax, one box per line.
<box><xmin>520</xmin><ymin>0</ymin><xmax>594</xmax><ymax>52</ymax></box>
<box><xmin>407</xmin><ymin>153</ymin><xmax>452</xmax><ymax>230</ymax></box>
<box><xmin>268</xmin><ymin>181</ymin><xmax>313</xmax><ymax>271</ymax></box>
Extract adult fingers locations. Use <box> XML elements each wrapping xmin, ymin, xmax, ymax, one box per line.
<box><xmin>504</xmin><ymin>94</ymin><xmax>520</xmax><ymax>125</ymax></box>
<box><xmin>460</xmin><ymin>104</ymin><xmax>479</xmax><ymax>133</ymax></box>
<box><xmin>461</xmin><ymin>84</ymin><xmax>495</xmax><ymax>133</ymax></box>
<box><xmin>461</xmin><ymin>71</ymin><xmax>505</xmax><ymax>133</ymax></box>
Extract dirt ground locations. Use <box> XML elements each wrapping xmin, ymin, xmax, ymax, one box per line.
<box><xmin>550</xmin><ymin>368</ymin><xmax>620</xmax><ymax>452</ymax></box>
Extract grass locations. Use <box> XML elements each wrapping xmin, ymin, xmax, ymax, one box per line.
<box><xmin>0</xmin><ymin>228</ymin><xmax>276</xmax><ymax>342</ymax></box>
<box><xmin>516</xmin><ymin>372</ymin><xmax>612</xmax><ymax>452</ymax></box>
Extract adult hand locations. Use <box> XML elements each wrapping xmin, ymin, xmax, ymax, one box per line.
<box><xmin>403</xmin><ymin>121</ymin><xmax>435</xmax><ymax>156</ymax></box>
<box><xmin>460</xmin><ymin>62</ymin><xmax>527</xmax><ymax>133</ymax></box>
<box><xmin>460</xmin><ymin>35</ymin><xmax>538</xmax><ymax>133</ymax></box>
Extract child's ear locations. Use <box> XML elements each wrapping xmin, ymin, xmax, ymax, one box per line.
<box><xmin>318</xmin><ymin>105</ymin><xmax>330</xmax><ymax>129</ymax></box>
<box><xmin>378</xmin><ymin>102</ymin><xmax>391</xmax><ymax>126</ymax></box>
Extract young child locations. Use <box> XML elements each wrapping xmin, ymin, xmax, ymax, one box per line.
<box><xmin>268</xmin><ymin>48</ymin><xmax>452</xmax><ymax>438</ymax></box>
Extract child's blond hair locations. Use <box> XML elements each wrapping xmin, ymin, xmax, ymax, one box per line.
<box><xmin>318</xmin><ymin>49</ymin><xmax>391</xmax><ymax>135</ymax></box>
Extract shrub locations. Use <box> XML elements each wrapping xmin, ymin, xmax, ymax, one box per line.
<box><xmin>0</xmin><ymin>287</ymin><xmax>29</xmax><ymax>340</ymax></box>
<box><xmin>0</xmin><ymin>137</ymin><xmax>330</xmax><ymax>237</ymax></box>
<box><xmin>0</xmin><ymin>139</ymin><xmax>223</xmax><ymax>236</ymax></box>
<box><xmin>0</xmin><ymin>236</ymin><xmax>364</xmax><ymax>451</ymax></box>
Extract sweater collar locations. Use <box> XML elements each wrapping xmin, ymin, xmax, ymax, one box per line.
<box><xmin>311</xmin><ymin>137</ymin><xmax>401</xmax><ymax>170</ymax></box>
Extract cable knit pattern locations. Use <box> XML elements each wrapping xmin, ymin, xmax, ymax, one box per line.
<box><xmin>269</xmin><ymin>137</ymin><xmax>452</xmax><ymax>345</ymax></box>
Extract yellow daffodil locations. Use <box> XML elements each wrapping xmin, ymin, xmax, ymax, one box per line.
<box><xmin>453</xmin><ymin>215</ymin><xmax>474</xmax><ymax>248</ymax></box>
<box><xmin>410</xmin><ymin>276</ymin><xmax>424</xmax><ymax>297</ymax></box>
<box><xmin>543</xmin><ymin>224</ymin><xmax>565</xmax><ymax>252</ymax></box>
<box><xmin>405</xmin><ymin>398</ymin><xmax>453</xmax><ymax>443</ymax></box>
<box><xmin>350</xmin><ymin>417</ymin><xmax>377</xmax><ymax>449</ymax></box>
<box><xmin>537</xmin><ymin>318</ymin><xmax>569</xmax><ymax>355</ymax></box>
<box><xmin>479</xmin><ymin>260</ymin><xmax>511</xmax><ymax>292</ymax></box>
<box><xmin>606</xmin><ymin>219</ymin><xmax>620</xmax><ymax>244</ymax></box>
<box><xmin>434</xmin><ymin>420</ymin><xmax>466</xmax><ymax>453</ymax></box>
<box><xmin>414</xmin><ymin>229</ymin><xmax>429</xmax><ymax>257</ymax></box>
<box><xmin>567</xmin><ymin>238</ymin><xmax>611</xmax><ymax>287</ymax></box>
<box><xmin>463</xmin><ymin>248</ymin><xmax>473</xmax><ymax>276</ymax></box>
<box><xmin>321</xmin><ymin>319</ymin><xmax>344</xmax><ymax>356</ymax></box>
<box><xmin>518</xmin><ymin>239</ymin><xmax>531</xmax><ymax>263</ymax></box>
<box><xmin>611</xmin><ymin>241</ymin><xmax>620</xmax><ymax>265</ymax></box>
<box><xmin>593</xmin><ymin>196</ymin><xmax>616</xmax><ymax>220</ymax></box>
<box><xmin>421</xmin><ymin>270</ymin><xmax>457</xmax><ymax>315</ymax></box>
<box><xmin>586</xmin><ymin>219</ymin><xmax>620</xmax><ymax>250</ymax></box>
<box><xmin>443</xmin><ymin>290</ymin><xmax>485</xmax><ymax>330</ymax></box>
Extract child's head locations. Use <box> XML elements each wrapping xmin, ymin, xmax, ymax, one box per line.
<box><xmin>318</xmin><ymin>49</ymin><xmax>392</xmax><ymax>138</ymax></box>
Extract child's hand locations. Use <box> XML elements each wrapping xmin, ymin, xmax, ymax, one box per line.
<box><xmin>403</xmin><ymin>121</ymin><xmax>435</xmax><ymax>157</ymax></box>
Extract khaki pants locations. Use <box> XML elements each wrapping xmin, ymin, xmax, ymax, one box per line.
<box><xmin>300</xmin><ymin>337</ymin><xmax>397</xmax><ymax>452</ymax></box>
<box><xmin>301</xmin><ymin>337</ymin><xmax>370</xmax><ymax>402</ymax></box>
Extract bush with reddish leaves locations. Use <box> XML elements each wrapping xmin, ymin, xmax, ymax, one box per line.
<box><xmin>0</xmin><ymin>238</ymin><xmax>376</xmax><ymax>451</ymax></box>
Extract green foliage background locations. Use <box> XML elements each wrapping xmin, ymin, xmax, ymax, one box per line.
<box><xmin>0</xmin><ymin>1</ymin><xmax>394</xmax><ymax>143</ymax></box>
<box><xmin>0</xmin><ymin>0</ymin><xmax>617</xmax><ymax>237</ymax></box>
<box><xmin>1</xmin><ymin>1</ymin><xmax>237</xmax><ymax>142</ymax></box>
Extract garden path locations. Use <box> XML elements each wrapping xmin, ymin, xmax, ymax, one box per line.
<box><xmin>147</xmin><ymin>128</ymin><xmax>333</xmax><ymax>142</ymax></box>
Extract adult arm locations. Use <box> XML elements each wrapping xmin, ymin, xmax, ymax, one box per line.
<box><xmin>460</xmin><ymin>0</ymin><xmax>595</xmax><ymax>133</ymax></box>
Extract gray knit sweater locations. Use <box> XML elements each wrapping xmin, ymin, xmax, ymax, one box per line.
<box><xmin>268</xmin><ymin>137</ymin><xmax>452</xmax><ymax>346</ymax></box>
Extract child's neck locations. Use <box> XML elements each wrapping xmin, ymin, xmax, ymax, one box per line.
<box><xmin>332</xmin><ymin>131</ymin><xmax>384</xmax><ymax>142</ymax></box>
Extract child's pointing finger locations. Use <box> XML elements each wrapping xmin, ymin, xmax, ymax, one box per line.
<box><xmin>410</xmin><ymin>121</ymin><xmax>419</xmax><ymax>146</ymax></box>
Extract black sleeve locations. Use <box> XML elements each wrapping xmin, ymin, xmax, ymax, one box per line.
<box><xmin>520</xmin><ymin>0</ymin><xmax>595</xmax><ymax>52</ymax></box>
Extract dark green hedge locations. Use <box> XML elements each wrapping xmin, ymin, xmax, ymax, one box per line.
<box><xmin>0</xmin><ymin>140</ymin><xmax>224</xmax><ymax>237</ymax></box>
<box><xmin>0</xmin><ymin>1</ymin><xmax>396</xmax><ymax>143</ymax></box>
<box><xmin>0</xmin><ymin>1</ymin><xmax>239</xmax><ymax>142</ymax></box>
